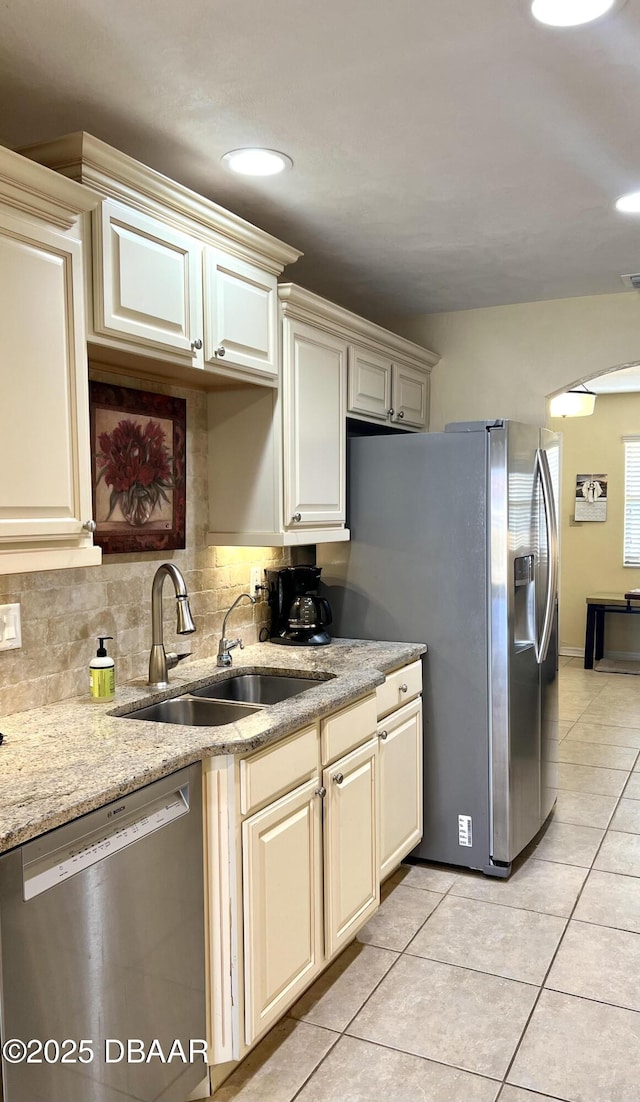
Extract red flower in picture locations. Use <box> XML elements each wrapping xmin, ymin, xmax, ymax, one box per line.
<box><xmin>95</xmin><ymin>418</ymin><xmax>175</xmax><ymax>527</ymax></box>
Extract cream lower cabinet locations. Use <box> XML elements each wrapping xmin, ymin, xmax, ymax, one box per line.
<box><xmin>0</xmin><ymin>148</ymin><xmax>101</xmax><ymax>574</ymax></box>
<box><xmin>242</xmin><ymin>778</ymin><xmax>324</xmax><ymax>1044</ymax></box>
<box><xmin>376</xmin><ymin>660</ymin><xmax>424</xmax><ymax>880</ymax></box>
<box><xmin>378</xmin><ymin>698</ymin><xmax>423</xmax><ymax>879</ymax></box>
<box><xmin>323</xmin><ymin>736</ymin><xmax>379</xmax><ymax>958</ymax></box>
<box><xmin>204</xmin><ymin>693</ymin><xmax>380</xmax><ymax>1066</ymax></box>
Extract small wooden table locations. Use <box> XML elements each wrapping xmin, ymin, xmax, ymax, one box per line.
<box><xmin>584</xmin><ymin>593</ymin><xmax>640</xmax><ymax>669</ymax></box>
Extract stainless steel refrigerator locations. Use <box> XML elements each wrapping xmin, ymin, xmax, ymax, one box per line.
<box><xmin>318</xmin><ymin>419</ymin><xmax>559</xmax><ymax>877</ymax></box>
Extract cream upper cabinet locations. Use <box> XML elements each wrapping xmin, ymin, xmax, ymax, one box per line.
<box><xmin>347</xmin><ymin>345</ymin><xmax>392</xmax><ymax>423</ymax></box>
<box><xmin>347</xmin><ymin>346</ymin><xmax>433</xmax><ymax>431</ymax></box>
<box><xmin>94</xmin><ymin>199</ymin><xmax>200</xmax><ymax>358</ymax></box>
<box><xmin>0</xmin><ymin>149</ymin><xmax>100</xmax><ymax>575</ymax></box>
<box><xmin>323</xmin><ymin>736</ymin><xmax>379</xmax><ymax>959</ymax></box>
<box><xmin>207</xmin><ymin>286</ymin><xmax>353</xmax><ymax>546</ymax></box>
<box><xmin>378</xmin><ymin>697</ymin><xmax>423</xmax><ymax>880</ymax></box>
<box><xmin>206</xmin><ymin>284</ymin><xmax>438</xmax><ymax>546</ymax></box>
<box><xmin>392</xmin><ymin>361</ymin><xmax>430</xmax><ymax>429</ymax></box>
<box><xmin>282</xmin><ymin>319</ymin><xmax>347</xmax><ymax>531</ymax></box>
<box><xmin>242</xmin><ymin>778</ymin><xmax>323</xmax><ymax>1046</ymax></box>
<box><xmin>203</xmin><ymin>248</ymin><xmax>278</xmax><ymax>382</ymax></box>
<box><xmin>21</xmin><ymin>133</ymin><xmax>301</xmax><ymax>387</ymax></box>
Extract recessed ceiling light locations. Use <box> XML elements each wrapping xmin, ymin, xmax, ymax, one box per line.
<box><xmin>531</xmin><ymin>0</ymin><xmax>622</xmax><ymax>26</ymax></box>
<box><xmin>221</xmin><ymin>148</ymin><xmax>293</xmax><ymax>177</ymax></box>
<box><xmin>616</xmin><ymin>191</ymin><xmax>640</xmax><ymax>213</ymax></box>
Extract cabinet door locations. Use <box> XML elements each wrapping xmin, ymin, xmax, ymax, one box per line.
<box><xmin>94</xmin><ymin>199</ymin><xmax>200</xmax><ymax>357</ymax></box>
<box><xmin>242</xmin><ymin>779</ymin><xmax>323</xmax><ymax>1046</ymax></box>
<box><xmin>0</xmin><ymin>213</ymin><xmax>98</xmax><ymax>567</ymax></box>
<box><xmin>347</xmin><ymin>346</ymin><xmax>392</xmax><ymax>422</ymax></box>
<box><xmin>391</xmin><ymin>362</ymin><xmax>429</xmax><ymax>430</ymax></box>
<box><xmin>204</xmin><ymin>248</ymin><xmax>278</xmax><ymax>381</ymax></box>
<box><xmin>283</xmin><ymin>321</ymin><xmax>347</xmax><ymax>529</ymax></box>
<box><xmin>379</xmin><ymin>699</ymin><xmax>423</xmax><ymax>880</ymax></box>
<box><xmin>323</xmin><ymin>737</ymin><xmax>379</xmax><ymax>959</ymax></box>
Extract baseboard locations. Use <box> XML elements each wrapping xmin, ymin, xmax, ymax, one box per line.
<box><xmin>559</xmin><ymin>647</ymin><xmax>583</xmax><ymax>658</ymax></box>
<box><xmin>604</xmin><ymin>649</ymin><xmax>640</xmax><ymax>661</ymax></box>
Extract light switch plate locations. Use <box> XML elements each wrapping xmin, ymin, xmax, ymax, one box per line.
<box><xmin>0</xmin><ymin>603</ymin><xmax>22</xmax><ymax>651</ymax></box>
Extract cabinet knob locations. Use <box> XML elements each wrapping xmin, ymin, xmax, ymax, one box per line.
<box><xmin>397</xmin><ymin>410</ymin><xmax>405</xmax><ymax>419</ymax></box>
<box><xmin>191</xmin><ymin>338</ymin><xmax>203</xmax><ymax>351</ymax></box>
<box><xmin>215</xmin><ymin>345</ymin><xmax>226</xmax><ymax>358</ymax></box>
<box><xmin>379</xmin><ymin>729</ymin><xmax>388</xmax><ymax>741</ymax></box>
<box><xmin>291</xmin><ymin>513</ymin><xmax>302</xmax><ymax>523</ymax></box>
<box><xmin>332</xmin><ymin>772</ymin><xmax>344</xmax><ymax>785</ymax></box>
<box><xmin>82</xmin><ymin>520</ymin><xmax>97</xmax><ymax>532</ymax></box>
<box><xmin>400</xmin><ymin>683</ymin><xmax>408</xmax><ymax>693</ymax></box>
<box><xmin>387</xmin><ymin>408</ymin><xmax>395</xmax><ymax>418</ymax></box>
<box><xmin>315</xmin><ymin>786</ymin><xmax>327</xmax><ymax>799</ymax></box>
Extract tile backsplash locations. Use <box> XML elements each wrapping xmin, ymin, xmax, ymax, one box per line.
<box><xmin>0</xmin><ymin>367</ymin><xmax>301</xmax><ymax>716</ymax></box>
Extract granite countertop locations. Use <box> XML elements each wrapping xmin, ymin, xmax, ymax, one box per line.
<box><xmin>0</xmin><ymin>639</ymin><xmax>425</xmax><ymax>854</ymax></box>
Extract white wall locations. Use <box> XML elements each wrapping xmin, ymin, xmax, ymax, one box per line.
<box><xmin>388</xmin><ymin>291</ymin><xmax>640</xmax><ymax>430</ymax></box>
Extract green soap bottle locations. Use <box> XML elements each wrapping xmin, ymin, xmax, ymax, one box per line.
<box><xmin>90</xmin><ymin>635</ymin><xmax>115</xmax><ymax>702</ymax></box>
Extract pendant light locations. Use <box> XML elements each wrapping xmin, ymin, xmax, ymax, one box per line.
<box><xmin>549</xmin><ymin>384</ymin><xmax>597</xmax><ymax>417</ymax></box>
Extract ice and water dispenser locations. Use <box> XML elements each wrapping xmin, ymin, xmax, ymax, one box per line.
<box><xmin>513</xmin><ymin>554</ymin><xmax>535</xmax><ymax>645</ymax></box>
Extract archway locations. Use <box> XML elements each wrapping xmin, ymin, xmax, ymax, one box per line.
<box><xmin>547</xmin><ymin>362</ymin><xmax>640</xmax><ymax>666</ymax></box>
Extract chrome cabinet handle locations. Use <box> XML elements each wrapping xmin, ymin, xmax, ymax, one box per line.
<box><xmin>379</xmin><ymin>730</ymin><xmax>388</xmax><ymax>741</ymax></box>
<box><xmin>215</xmin><ymin>345</ymin><xmax>226</xmax><ymax>357</ymax></box>
<box><xmin>387</xmin><ymin>408</ymin><xmax>395</xmax><ymax>418</ymax></box>
<box><xmin>315</xmin><ymin>786</ymin><xmax>327</xmax><ymax>799</ymax></box>
<box><xmin>397</xmin><ymin>410</ymin><xmax>405</xmax><ymax>419</ymax></box>
<box><xmin>400</xmin><ymin>683</ymin><xmax>408</xmax><ymax>693</ymax></box>
<box><xmin>191</xmin><ymin>338</ymin><xmax>203</xmax><ymax>351</ymax></box>
<box><xmin>291</xmin><ymin>512</ymin><xmax>302</xmax><ymax>523</ymax></box>
<box><xmin>82</xmin><ymin>520</ymin><xmax>97</xmax><ymax>532</ymax></box>
<box><xmin>333</xmin><ymin>772</ymin><xmax>344</xmax><ymax>785</ymax></box>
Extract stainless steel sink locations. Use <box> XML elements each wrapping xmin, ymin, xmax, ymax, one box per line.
<box><xmin>122</xmin><ymin>697</ymin><xmax>261</xmax><ymax>726</ymax></box>
<box><xmin>191</xmin><ymin>672</ymin><xmax>326</xmax><ymax>705</ymax></box>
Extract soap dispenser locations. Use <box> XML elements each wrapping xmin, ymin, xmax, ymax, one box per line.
<box><xmin>90</xmin><ymin>636</ymin><xmax>115</xmax><ymax>702</ymax></box>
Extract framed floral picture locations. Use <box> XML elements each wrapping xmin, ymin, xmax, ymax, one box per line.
<box><xmin>89</xmin><ymin>382</ymin><xmax>186</xmax><ymax>553</ymax></box>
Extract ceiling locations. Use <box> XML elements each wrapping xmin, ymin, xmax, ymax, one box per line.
<box><xmin>2</xmin><ymin>0</ymin><xmax>640</xmax><ymax>320</ymax></box>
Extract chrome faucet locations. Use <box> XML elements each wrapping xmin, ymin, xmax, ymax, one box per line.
<box><xmin>148</xmin><ymin>563</ymin><xmax>196</xmax><ymax>688</ymax></box>
<box><xmin>217</xmin><ymin>592</ymin><xmax>256</xmax><ymax>667</ymax></box>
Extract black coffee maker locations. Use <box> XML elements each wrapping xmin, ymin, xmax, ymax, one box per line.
<box><xmin>266</xmin><ymin>566</ymin><xmax>332</xmax><ymax>646</ymax></box>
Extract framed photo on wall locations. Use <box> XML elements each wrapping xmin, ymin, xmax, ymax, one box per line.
<box><xmin>575</xmin><ymin>473</ymin><xmax>608</xmax><ymax>522</ymax></box>
<box><xmin>89</xmin><ymin>382</ymin><xmax>186</xmax><ymax>553</ymax></box>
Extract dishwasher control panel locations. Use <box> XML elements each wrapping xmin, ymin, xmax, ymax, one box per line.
<box><xmin>23</xmin><ymin>790</ymin><xmax>188</xmax><ymax>900</ymax></box>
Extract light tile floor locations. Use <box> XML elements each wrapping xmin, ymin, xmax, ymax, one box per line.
<box><xmin>212</xmin><ymin>658</ymin><xmax>640</xmax><ymax>1102</ymax></box>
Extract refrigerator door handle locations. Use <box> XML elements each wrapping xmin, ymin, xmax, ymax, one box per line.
<box><xmin>534</xmin><ymin>446</ymin><xmax>559</xmax><ymax>665</ymax></box>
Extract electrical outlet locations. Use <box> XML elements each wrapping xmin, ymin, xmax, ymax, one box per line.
<box><xmin>250</xmin><ymin>567</ymin><xmax>264</xmax><ymax>598</ymax></box>
<box><xmin>0</xmin><ymin>603</ymin><xmax>22</xmax><ymax>651</ymax></box>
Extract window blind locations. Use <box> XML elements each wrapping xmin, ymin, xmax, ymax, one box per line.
<box><xmin>624</xmin><ymin>438</ymin><xmax>640</xmax><ymax>565</ymax></box>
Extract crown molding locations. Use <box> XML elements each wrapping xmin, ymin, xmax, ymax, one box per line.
<box><xmin>20</xmin><ymin>133</ymin><xmax>302</xmax><ymax>273</ymax></box>
<box><xmin>278</xmin><ymin>283</ymin><xmax>440</xmax><ymax>370</ymax></box>
<box><xmin>0</xmin><ymin>144</ymin><xmax>99</xmax><ymax>230</ymax></box>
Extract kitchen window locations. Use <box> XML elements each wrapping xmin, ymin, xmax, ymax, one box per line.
<box><xmin>623</xmin><ymin>436</ymin><xmax>640</xmax><ymax>565</ymax></box>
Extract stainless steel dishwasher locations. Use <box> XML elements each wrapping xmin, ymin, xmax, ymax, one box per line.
<box><xmin>0</xmin><ymin>763</ymin><xmax>206</xmax><ymax>1102</ymax></box>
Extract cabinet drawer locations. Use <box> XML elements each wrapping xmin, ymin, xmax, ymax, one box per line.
<box><xmin>321</xmin><ymin>694</ymin><xmax>377</xmax><ymax>766</ymax></box>
<box><xmin>240</xmin><ymin>724</ymin><xmax>319</xmax><ymax>816</ymax></box>
<box><xmin>376</xmin><ymin>660</ymin><xmax>422</xmax><ymax>719</ymax></box>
